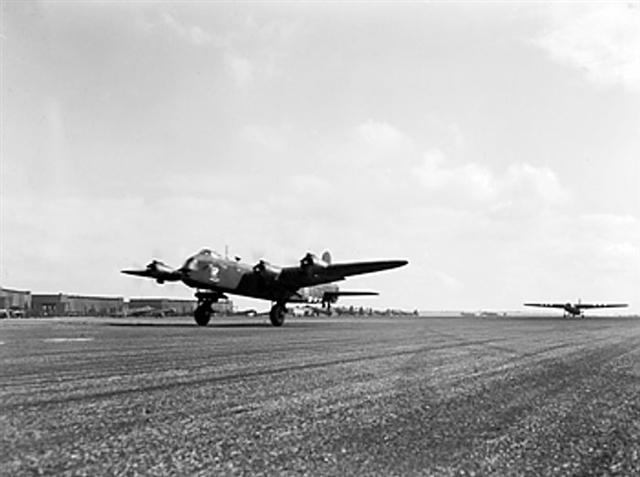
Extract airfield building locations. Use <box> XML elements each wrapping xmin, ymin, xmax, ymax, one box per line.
<box><xmin>0</xmin><ymin>287</ymin><xmax>32</xmax><ymax>316</ymax></box>
<box><xmin>213</xmin><ymin>298</ymin><xmax>233</xmax><ymax>314</ymax></box>
<box><xmin>31</xmin><ymin>294</ymin><xmax>124</xmax><ymax>317</ymax></box>
<box><xmin>127</xmin><ymin>298</ymin><xmax>233</xmax><ymax>316</ymax></box>
<box><xmin>128</xmin><ymin>298</ymin><xmax>196</xmax><ymax>316</ymax></box>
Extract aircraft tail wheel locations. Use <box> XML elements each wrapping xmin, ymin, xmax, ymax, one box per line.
<box><xmin>194</xmin><ymin>305</ymin><xmax>212</xmax><ymax>326</ymax></box>
<box><xmin>270</xmin><ymin>304</ymin><xmax>286</xmax><ymax>327</ymax></box>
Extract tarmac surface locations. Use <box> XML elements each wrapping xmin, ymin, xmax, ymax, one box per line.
<box><xmin>2</xmin><ymin>314</ymin><xmax>640</xmax><ymax>476</ymax></box>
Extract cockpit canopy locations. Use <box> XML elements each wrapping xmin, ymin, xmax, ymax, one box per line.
<box><xmin>198</xmin><ymin>248</ymin><xmax>222</xmax><ymax>258</ymax></box>
<box><xmin>181</xmin><ymin>248</ymin><xmax>223</xmax><ymax>270</ymax></box>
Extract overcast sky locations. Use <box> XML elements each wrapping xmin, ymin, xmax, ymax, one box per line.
<box><xmin>2</xmin><ymin>2</ymin><xmax>639</xmax><ymax>312</ymax></box>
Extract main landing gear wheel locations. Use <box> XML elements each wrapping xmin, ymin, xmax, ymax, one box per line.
<box><xmin>194</xmin><ymin>291</ymin><xmax>225</xmax><ymax>327</ymax></box>
<box><xmin>269</xmin><ymin>303</ymin><xmax>286</xmax><ymax>327</ymax></box>
<box><xmin>194</xmin><ymin>303</ymin><xmax>212</xmax><ymax>326</ymax></box>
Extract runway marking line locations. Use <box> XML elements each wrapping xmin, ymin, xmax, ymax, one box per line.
<box><xmin>43</xmin><ymin>337</ymin><xmax>95</xmax><ymax>343</ymax></box>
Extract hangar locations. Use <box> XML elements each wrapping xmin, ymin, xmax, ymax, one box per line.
<box><xmin>31</xmin><ymin>294</ymin><xmax>124</xmax><ymax>317</ymax></box>
<box><xmin>2</xmin><ymin>286</ymin><xmax>233</xmax><ymax>318</ymax></box>
<box><xmin>0</xmin><ymin>287</ymin><xmax>32</xmax><ymax>316</ymax></box>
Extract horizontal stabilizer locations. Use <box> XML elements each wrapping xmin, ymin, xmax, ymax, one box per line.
<box><xmin>323</xmin><ymin>291</ymin><xmax>379</xmax><ymax>298</ymax></box>
<box><xmin>321</xmin><ymin>290</ymin><xmax>379</xmax><ymax>306</ymax></box>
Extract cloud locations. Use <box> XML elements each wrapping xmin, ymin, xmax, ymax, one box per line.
<box><xmin>354</xmin><ymin>120</ymin><xmax>414</xmax><ymax>154</ymax></box>
<box><xmin>413</xmin><ymin>149</ymin><xmax>493</xmax><ymax>201</ymax></box>
<box><xmin>147</xmin><ymin>11</ymin><xmax>256</xmax><ymax>86</ymax></box>
<box><xmin>412</xmin><ymin>148</ymin><xmax>569</xmax><ymax>214</ymax></box>
<box><xmin>602</xmin><ymin>242</ymin><xmax>639</xmax><ymax>263</ymax></box>
<box><xmin>492</xmin><ymin>163</ymin><xmax>570</xmax><ymax>215</ymax></box>
<box><xmin>431</xmin><ymin>270</ymin><xmax>463</xmax><ymax>291</ymax></box>
<box><xmin>160</xmin><ymin>12</ymin><xmax>215</xmax><ymax>46</ymax></box>
<box><xmin>329</xmin><ymin>120</ymin><xmax>415</xmax><ymax>183</ymax></box>
<box><xmin>533</xmin><ymin>4</ymin><xmax>640</xmax><ymax>92</ymax></box>
<box><xmin>577</xmin><ymin>214</ymin><xmax>640</xmax><ymax>269</ymax></box>
<box><xmin>239</xmin><ymin>124</ymin><xmax>288</xmax><ymax>151</ymax></box>
<box><xmin>224</xmin><ymin>53</ymin><xmax>254</xmax><ymax>86</ymax></box>
<box><xmin>140</xmin><ymin>11</ymin><xmax>259</xmax><ymax>87</ymax></box>
<box><xmin>525</xmin><ymin>213</ymin><xmax>640</xmax><ymax>279</ymax></box>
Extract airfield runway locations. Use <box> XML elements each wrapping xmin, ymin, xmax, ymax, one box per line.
<box><xmin>2</xmin><ymin>315</ymin><xmax>640</xmax><ymax>476</ymax></box>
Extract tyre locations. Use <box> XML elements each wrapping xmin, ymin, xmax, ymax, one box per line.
<box><xmin>269</xmin><ymin>305</ymin><xmax>286</xmax><ymax>327</ymax></box>
<box><xmin>194</xmin><ymin>305</ymin><xmax>211</xmax><ymax>326</ymax></box>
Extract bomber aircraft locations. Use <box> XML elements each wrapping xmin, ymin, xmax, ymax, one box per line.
<box><xmin>122</xmin><ymin>249</ymin><xmax>408</xmax><ymax>326</ymax></box>
<box><xmin>524</xmin><ymin>301</ymin><xmax>628</xmax><ymax>317</ymax></box>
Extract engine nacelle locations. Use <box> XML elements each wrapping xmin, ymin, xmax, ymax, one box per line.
<box><xmin>144</xmin><ymin>260</ymin><xmax>181</xmax><ymax>282</ymax></box>
<box><xmin>122</xmin><ymin>259</ymin><xmax>182</xmax><ymax>282</ymax></box>
<box><xmin>300</xmin><ymin>252</ymin><xmax>329</xmax><ymax>269</ymax></box>
<box><xmin>253</xmin><ymin>260</ymin><xmax>281</xmax><ymax>280</ymax></box>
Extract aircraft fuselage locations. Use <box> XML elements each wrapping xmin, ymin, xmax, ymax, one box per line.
<box><xmin>179</xmin><ymin>250</ymin><xmax>343</xmax><ymax>302</ymax></box>
<box><xmin>563</xmin><ymin>304</ymin><xmax>582</xmax><ymax>316</ymax></box>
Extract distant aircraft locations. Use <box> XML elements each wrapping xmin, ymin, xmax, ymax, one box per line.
<box><xmin>123</xmin><ymin>305</ymin><xmax>156</xmax><ymax>317</ymax></box>
<box><xmin>122</xmin><ymin>249</ymin><xmax>407</xmax><ymax>326</ymax></box>
<box><xmin>288</xmin><ymin>283</ymin><xmax>379</xmax><ymax>312</ymax></box>
<box><xmin>115</xmin><ymin>305</ymin><xmax>178</xmax><ymax>318</ymax></box>
<box><xmin>524</xmin><ymin>301</ymin><xmax>628</xmax><ymax>317</ymax></box>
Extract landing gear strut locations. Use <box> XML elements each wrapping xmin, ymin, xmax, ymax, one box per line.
<box><xmin>269</xmin><ymin>302</ymin><xmax>287</xmax><ymax>327</ymax></box>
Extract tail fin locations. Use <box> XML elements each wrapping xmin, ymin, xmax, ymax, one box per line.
<box><xmin>321</xmin><ymin>250</ymin><xmax>332</xmax><ymax>265</ymax></box>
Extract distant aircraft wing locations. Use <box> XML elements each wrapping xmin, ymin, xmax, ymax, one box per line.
<box><xmin>524</xmin><ymin>303</ymin><xmax>567</xmax><ymax>309</ymax></box>
<box><xmin>576</xmin><ymin>303</ymin><xmax>628</xmax><ymax>310</ymax></box>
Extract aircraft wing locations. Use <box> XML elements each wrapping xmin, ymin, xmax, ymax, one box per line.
<box><xmin>279</xmin><ymin>259</ymin><xmax>408</xmax><ymax>288</ymax></box>
<box><xmin>323</xmin><ymin>261</ymin><xmax>408</xmax><ymax>278</ymax></box>
<box><xmin>523</xmin><ymin>303</ymin><xmax>567</xmax><ymax>309</ymax></box>
<box><xmin>576</xmin><ymin>303</ymin><xmax>628</xmax><ymax>310</ymax></box>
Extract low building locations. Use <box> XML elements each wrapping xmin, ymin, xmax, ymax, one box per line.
<box><xmin>212</xmin><ymin>298</ymin><xmax>234</xmax><ymax>315</ymax></box>
<box><xmin>127</xmin><ymin>298</ymin><xmax>195</xmax><ymax>316</ymax></box>
<box><xmin>127</xmin><ymin>297</ymin><xmax>233</xmax><ymax>316</ymax></box>
<box><xmin>0</xmin><ymin>287</ymin><xmax>32</xmax><ymax>316</ymax></box>
<box><xmin>31</xmin><ymin>294</ymin><xmax>124</xmax><ymax>317</ymax></box>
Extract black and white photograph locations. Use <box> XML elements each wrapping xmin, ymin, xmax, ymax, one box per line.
<box><xmin>1</xmin><ymin>1</ymin><xmax>639</xmax><ymax>475</ymax></box>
